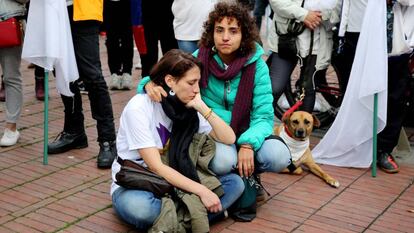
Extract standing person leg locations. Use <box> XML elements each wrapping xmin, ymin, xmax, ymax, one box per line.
<box><xmin>119</xmin><ymin>0</ymin><xmax>134</xmax><ymax>90</ymax></box>
<box><xmin>298</xmin><ymin>55</ymin><xmax>318</xmax><ymax>113</ymax></box>
<box><xmin>0</xmin><ymin>46</ymin><xmax>23</xmax><ymax>146</ymax></box>
<box><xmin>337</xmin><ymin>32</ymin><xmax>359</xmax><ymax>94</ymax></box>
<box><xmin>269</xmin><ymin>52</ymin><xmax>297</xmax><ymax>111</ymax></box>
<box><xmin>105</xmin><ymin>0</ymin><xmax>123</xmax><ymax>90</ymax></box>
<box><xmin>377</xmin><ymin>55</ymin><xmax>410</xmax><ymax>173</ymax></box>
<box><xmin>34</xmin><ymin>65</ymin><xmax>45</xmax><ymax>100</ymax></box>
<box><xmin>48</xmin><ymin>80</ymin><xmax>88</xmax><ymax>154</ymax></box>
<box><xmin>0</xmin><ymin>75</ymin><xmax>4</xmax><ymax>102</ymax></box>
<box><xmin>68</xmin><ymin>6</ymin><xmax>117</xmax><ymax>168</ymax></box>
<box><xmin>158</xmin><ymin>0</ymin><xmax>178</xmax><ymax>55</ymax></box>
<box><xmin>140</xmin><ymin>1</ymin><xmax>161</xmax><ymax>77</ymax></box>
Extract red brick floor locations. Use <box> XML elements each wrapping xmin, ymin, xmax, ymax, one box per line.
<box><xmin>1</xmin><ymin>38</ymin><xmax>413</xmax><ymax>233</ymax></box>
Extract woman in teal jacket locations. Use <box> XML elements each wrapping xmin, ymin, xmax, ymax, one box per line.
<box><xmin>139</xmin><ymin>1</ymin><xmax>291</xmax><ymax>179</ymax></box>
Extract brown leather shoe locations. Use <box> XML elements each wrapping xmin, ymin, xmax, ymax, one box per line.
<box><xmin>35</xmin><ymin>77</ymin><xmax>45</xmax><ymax>101</ymax></box>
<box><xmin>0</xmin><ymin>80</ymin><xmax>5</xmax><ymax>102</ymax></box>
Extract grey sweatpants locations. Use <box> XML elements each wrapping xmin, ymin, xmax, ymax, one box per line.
<box><xmin>0</xmin><ymin>45</ymin><xmax>23</xmax><ymax>124</ymax></box>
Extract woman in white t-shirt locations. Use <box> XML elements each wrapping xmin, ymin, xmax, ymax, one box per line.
<box><xmin>111</xmin><ymin>49</ymin><xmax>244</xmax><ymax>230</ymax></box>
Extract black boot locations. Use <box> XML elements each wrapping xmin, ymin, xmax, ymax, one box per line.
<box><xmin>97</xmin><ymin>141</ymin><xmax>117</xmax><ymax>169</ymax></box>
<box><xmin>48</xmin><ymin>132</ymin><xmax>88</xmax><ymax>154</ymax></box>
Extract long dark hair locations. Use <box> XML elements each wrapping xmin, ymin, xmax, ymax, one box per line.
<box><xmin>199</xmin><ymin>1</ymin><xmax>259</xmax><ymax>57</ymax></box>
<box><xmin>149</xmin><ymin>49</ymin><xmax>202</xmax><ymax>87</ymax></box>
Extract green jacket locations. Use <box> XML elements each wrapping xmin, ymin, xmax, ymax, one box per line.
<box><xmin>150</xmin><ymin>133</ymin><xmax>222</xmax><ymax>233</ymax></box>
<box><xmin>137</xmin><ymin>44</ymin><xmax>274</xmax><ymax>151</ymax></box>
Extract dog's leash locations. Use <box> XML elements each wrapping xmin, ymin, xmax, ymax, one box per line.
<box><xmin>282</xmin><ymin>88</ymin><xmax>305</xmax><ymax>120</ymax></box>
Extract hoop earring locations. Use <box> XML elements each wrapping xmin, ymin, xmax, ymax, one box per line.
<box><xmin>169</xmin><ymin>90</ymin><xmax>176</xmax><ymax>96</ymax></box>
<box><xmin>212</xmin><ymin>46</ymin><xmax>217</xmax><ymax>52</ymax></box>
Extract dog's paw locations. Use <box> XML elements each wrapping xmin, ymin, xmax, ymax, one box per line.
<box><xmin>328</xmin><ymin>180</ymin><xmax>340</xmax><ymax>188</ymax></box>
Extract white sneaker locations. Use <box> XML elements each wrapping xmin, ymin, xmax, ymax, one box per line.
<box><xmin>109</xmin><ymin>74</ymin><xmax>122</xmax><ymax>90</ymax></box>
<box><xmin>121</xmin><ymin>73</ymin><xmax>133</xmax><ymax>90</ymax></box>
<box><xmin>0</xmin><ymin>128</ymin><xmax>20</xmax><ymax>146</ymax></box>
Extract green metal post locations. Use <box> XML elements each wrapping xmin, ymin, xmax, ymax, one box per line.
<box><xmin>372</xmin><ymin>93</ymin><xmax>378</xmax><ymax>177</ymax></box>
<box><xmin>43</xmin><ymin>71</ymin><xmax>49</xmax><ymax>165</ymax></box>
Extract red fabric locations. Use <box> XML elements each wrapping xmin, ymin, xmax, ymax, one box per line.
<box><xmin>132</xmin><ymin>25</ymin><xmax>147</xmax><ymax>55</ymax></box>
<box><xmin>0</xmin><ymin>18</ymin><xmax>22</xmax><ymax>48</ymax></box>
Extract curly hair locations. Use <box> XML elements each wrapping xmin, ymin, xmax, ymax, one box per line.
<box><xmin>199</xmin><ymin>1</ymin><xmax>260</xmax><ymax>57</ymax></box>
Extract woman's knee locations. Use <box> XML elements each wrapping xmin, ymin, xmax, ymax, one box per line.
<box><xmin>112</xmin><ymin>188</ymin><xmax>161</xmax><ymax>229</ymax></box>
<box><xmin>257</xmin><ymin>138</ymin><xmax>291</xmax><ymax>172</ymax></box>
<box><xmin>210</xmin><ymin>142</ymin><xmax>238</xmax><ymax>175</ymax></box>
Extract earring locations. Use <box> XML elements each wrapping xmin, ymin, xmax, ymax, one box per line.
<box><xmin>212</xmin><ymin>46</ymin><xmax>217</xmax><ymax>52</ymax></box>
<box><xmin>169</xmin><ymin>89</ymin><xmax>175</xmax><ymax>96</ymax></box>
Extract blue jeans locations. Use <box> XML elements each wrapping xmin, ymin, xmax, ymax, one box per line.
<box><xmin>112</xmin><ymin>173</ymin><xmax>244</xmax><ymax>229</ymax></box>
<box><xmin>209</xmin><ymin>138</ymin><xmax>292</xmax><ymax>176</ymax></box>
<box><xmin>177</xmin><ymin>40</ymin><xmax>199</xmax><ymax>53</ymax></box>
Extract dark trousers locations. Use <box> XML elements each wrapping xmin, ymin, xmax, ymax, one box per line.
<box><xmin>378</xmin><ymin>55</ymin><xmax>410</xmax><ymax>153</ymax></box>
<box><xmin>104</xmin><ymin>0</ymin><xmax>133</xmax><ymax>75</ymax></box>
<box><xmin>335</xmin><ymin>32</ymin><xmax>360</xmax><ymax>94</ymax></box>
<box><xmin>269</xmin><ymin>53</ymin><xmax>326</xmax><ymax>113</ymax></box>
<box><xmin>337</xmin><ymin>32</ymin><xmax>410</xmax><ymax>153</ymax></box>
<box><xmin>140</xmin><ymin>0</ymin><xmax>177</xmax><ymax>76</ymax></box>
<box><xmin>63</xmin><ymin>6</ymin><xmax>116</xmax><ymax>143</ymax></box>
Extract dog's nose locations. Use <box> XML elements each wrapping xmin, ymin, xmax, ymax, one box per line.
<box><xmin>296</xmin><ymin>129</ymin><xmax>305</xmax><ymax>137</ymax></box>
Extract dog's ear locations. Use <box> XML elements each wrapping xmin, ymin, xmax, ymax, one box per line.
<box><xmin>312</xmin><ymin>114</ymin><xmax>320</xmax><ymax>128</ymax></box>
<box><xmin>282</xmin><ymin>112</ymin><xmax>292</xmax><ymax>125</ymax></box>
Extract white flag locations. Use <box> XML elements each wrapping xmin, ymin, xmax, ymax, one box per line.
<box><xmin>312</xmin><ymin>0</ymin><xmax>388</xmax><ymax>168</ymax></box>
<box><xmin>22</xmin><ymin>0</ymin><xmax>78</xmax><ymax>97</ymax></box>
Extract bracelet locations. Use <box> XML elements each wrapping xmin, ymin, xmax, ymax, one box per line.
<box><xmin>203</xmin><ymin>108</ymin><xmax>213</xmax><ymax>120</ymax></box>
<box><xmin>240</xmin><ymin>144</ymin><xmax>253</xmax><ymax>150</ymax></box>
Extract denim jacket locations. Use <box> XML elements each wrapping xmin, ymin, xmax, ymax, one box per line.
<box><xmin>0</xmin><ymin>0</ymin><xmax>28</xmax><ymax>21</ymax></box>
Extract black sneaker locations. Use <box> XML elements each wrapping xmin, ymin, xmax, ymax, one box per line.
<box><xmin>77</xmin><ymin>80</ymin><xmax>88</xmax><ymax>95</ymax></box>
<box><xmin>377</xmin><ymin>151</ymin><xmax>399</xmax><ymax>173</ymax></box>
<box><xmin>97</xmin><ymin>141</ymin><xmax>117</xmax><ymax>169</ymax></box>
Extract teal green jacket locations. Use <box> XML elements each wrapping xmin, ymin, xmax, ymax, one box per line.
<box><xmin>137</xmin><ymin>44</ymin><xmax>274</xmax><ymax>151</ymax></box>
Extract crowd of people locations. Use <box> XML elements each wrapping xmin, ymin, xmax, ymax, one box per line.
<box><xmin>1</xmin><ymin>0</ymin><xmax>413</xmax><ymax>231</ymax></box>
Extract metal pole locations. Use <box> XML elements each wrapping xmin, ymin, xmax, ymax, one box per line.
<box><xmin>43</xmin><ymin>71</ymin><xmax>49</xmax><ymax>165</ymax></box>
<box><xmin>372</xmin><ymin>93</ymin><xmax>378</xmax><ymax>177</ymax></box>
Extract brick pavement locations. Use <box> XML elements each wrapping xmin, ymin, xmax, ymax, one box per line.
<box><xmin>0</xmin><ymin>38</ymin><xmax>413</xmax><ymax>233</ymax></box>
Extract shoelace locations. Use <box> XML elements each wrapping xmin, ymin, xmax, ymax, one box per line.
<box><xmin>52</xmin><ymin>132</ymin><xmax>66</xmax><ymax>142</ymax></box>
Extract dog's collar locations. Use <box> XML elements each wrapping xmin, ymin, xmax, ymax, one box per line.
<box><xmin>284</xmin><ymin>124</ymin><xmax>294</xmax><ymax>138</ymax></box>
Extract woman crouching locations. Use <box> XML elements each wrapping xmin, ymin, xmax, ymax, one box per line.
<box><xmin>110</xmin><ymin>49</ymin><xmax>244</xmax><ymax>231</ymax></box>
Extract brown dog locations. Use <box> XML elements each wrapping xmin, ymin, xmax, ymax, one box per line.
<box><xmin>275</xmin><ymin>111</ymin><xmax>340</xmax><ymax>188</ymax></box>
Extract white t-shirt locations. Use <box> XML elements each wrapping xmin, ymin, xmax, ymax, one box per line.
<box><xmin>110</xmin><ymin>94</ymin><xmax>212</xmax><ymax>195</ymax></box>
<box><xmin>171</xmin><ymin>0</ymin><xmax>217</xmax><ymax>41</ymax></box>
